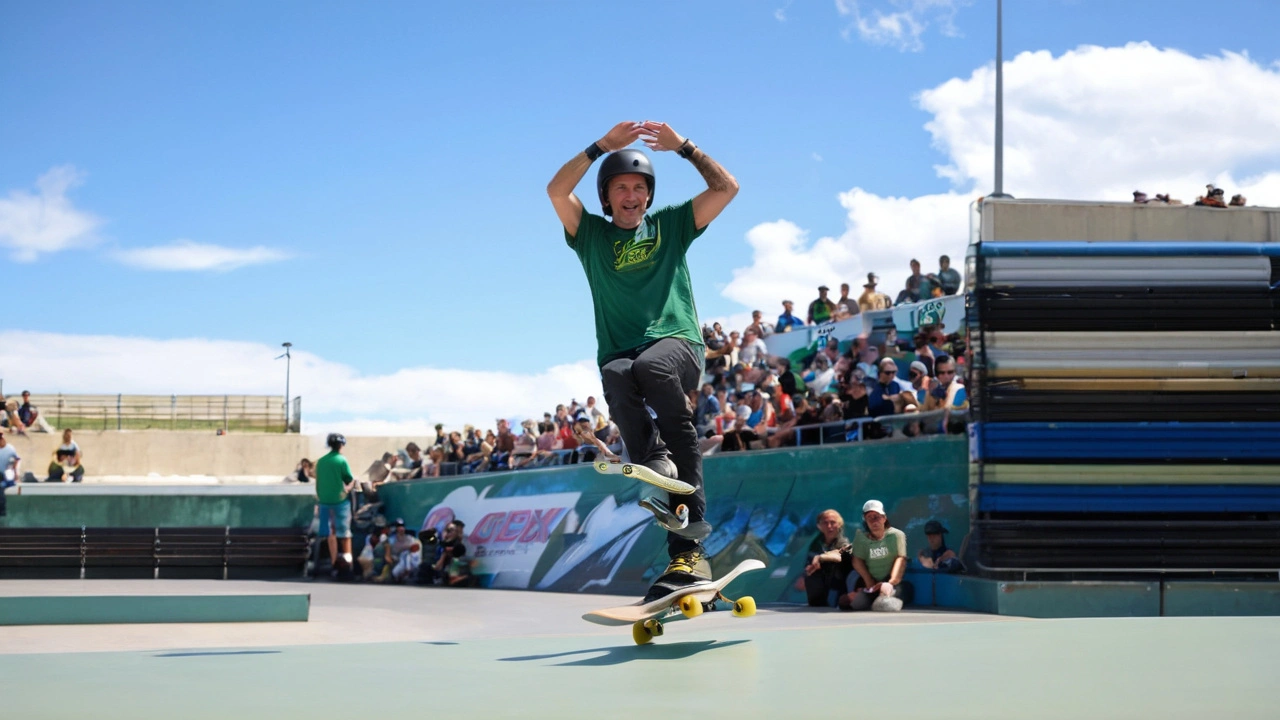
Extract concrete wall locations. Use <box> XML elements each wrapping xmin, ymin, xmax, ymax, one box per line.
<box><xmin>980</xmin><ymin>199</ymin><xmax>1280</xmax><ymax>242</ymax></box>
<box><xmin>2</xmin><ymin>431</ymin><xmax>427</xmax><ymax>479</ymax></box>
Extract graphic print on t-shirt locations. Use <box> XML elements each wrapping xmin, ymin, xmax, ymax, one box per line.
<box><xmin>612</xmin><ymin>220</ymin><xmax>662</xmax><ymax>272</ymax></box>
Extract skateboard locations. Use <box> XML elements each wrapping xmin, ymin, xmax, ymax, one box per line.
<box><xmin>582</xmin><ymin>559</ymin><xmax>765</xmax><ymax>645</ymax></box>
<box><xmin>593</xmin><ymin>459</ymin><xmax>695</xmax><ymax>495</ymax></box>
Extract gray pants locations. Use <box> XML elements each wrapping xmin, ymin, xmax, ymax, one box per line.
<box><xmin>600</xmin><ymin>338</ymin><xmax>707</xmax><ymax>556</ymax></box>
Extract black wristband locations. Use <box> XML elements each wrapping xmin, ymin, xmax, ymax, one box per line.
<box><xmin>585</xmin><ymin>142</ymin><xmax>605</xmax><ymax>162</ymax></box>
<box><xmin>677</xmin><ymin>139</ymin><xmax>696</xmax><ymax>159</ymax></box>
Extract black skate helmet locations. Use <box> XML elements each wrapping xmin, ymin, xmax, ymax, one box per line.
<box><xmin>326</xmin><ymin>432</ymin><xmax>346</xmax><ymax>451</ymax></box>
<box><xmin>596</xmin><ymin>149</ymin><xmax>655</xmax><ymax>216</ymax></box>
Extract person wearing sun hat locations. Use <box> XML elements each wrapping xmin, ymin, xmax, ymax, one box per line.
<box><xmin>840</xmin><ymin>499</ymin><xmax>913</xmax><ymax>611</ymax></box>
<box><xmin>918</xmin><ymin>519</ymin><xmax>964</xmax><ymax>573</ymax></box>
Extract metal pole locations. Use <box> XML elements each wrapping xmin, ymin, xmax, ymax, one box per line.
<box><xmin>991</xmin><ymin>0</ymin><xmax>1012</xmax><ymax>199</ymax></box>
<box><xmin>282</xmin><ymin>343</ymin><xmax>292</xmax><ymax>433</ymax></box>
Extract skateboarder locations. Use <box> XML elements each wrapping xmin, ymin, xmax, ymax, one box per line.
<box><xmin>548</xmin><ymin>120</ymin><xmax>739</xmax><ymax>600</ymax></box>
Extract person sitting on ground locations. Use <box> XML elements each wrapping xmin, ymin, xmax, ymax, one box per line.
<box><xmin>840</xmin><ymin>500</ymin><xmax>912</xmax><ymax>611</ymax></box>
<box><xmin>47</xmin><ymin>428</ymin><xmax>85</xmax><ymax>483</ymax></box>
<box><xmin>802</xmin><ymin>509</ymin><xmax>853</xmax><ymax>607</ymax></box>
<box><xmin>288</xmin><ymin>457</ymin><xmax>315</xmax><ymax>483</ymax></box>
<box><xmin>390</xmin><ymin>531</ymin><xmax>423</xmax><ymax>583</ymax></box>
<box><xmin>17</xmin><ymin>391</ymin><xmax>53</xmax><ymax>433</ymax></box>
<box><xmin>776</xmin><ymin>299</ymin><xmax>805</xmax><ymax>333</ymax></box>
<box><xmin>358</xmin><ymin>522</ymin><xmax>389</xmax><ymax>580</ymax></box>
<box><xmin>918</xmin><ymin>519</ymin><xmax>964</xmax><ymax>573</ymax></box>
<box><xmin>432</xmin><ymin>520</ymin><xmax>470</xmax><ymax>586</ymax></box>
<box><xmin>375</xmin><ymin>518</ymin><xmax>418</xmax><ymax>582</ymax></box>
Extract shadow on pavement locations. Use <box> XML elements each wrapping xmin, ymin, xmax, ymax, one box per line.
<box><xmin>499</xmin><ymin>639</ymin><xmax>750</xmax><ymax>667</ymax></box>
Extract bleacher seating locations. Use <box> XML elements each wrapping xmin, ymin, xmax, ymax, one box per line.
<box><xmin>0</xmin><ymin>527</ymin><xmax>308</xmax><ymax>580</ymax></box>
<box><xmin>968</xmin><ymin>200</ymin><xmax>1280</xmax><ymax>577</ymax></box>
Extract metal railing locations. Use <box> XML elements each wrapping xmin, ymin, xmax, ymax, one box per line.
<box><xmin>19</xmin><ymin>393</ymin><xmax>301</xmax><ymax>433</ymax></box>
<box><xmin>785</xmin><ymin>408</ymin><xmax>970</xmax><ymax>446</ymax></box>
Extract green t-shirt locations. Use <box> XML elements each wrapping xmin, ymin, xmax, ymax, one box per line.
<box><xmin>853</xmin><ymin>527</ymin><xmax>907</xmax><ymax>581</ymax></box>
<box><xmin>566</xmin><ymin>201</ymin><xmax>706</xmax><ymax>365</ymax></box>
<box><xmin>315</xmin><ymin>451</ymin><xmax>354</xmax><ymax>505</ymax></box>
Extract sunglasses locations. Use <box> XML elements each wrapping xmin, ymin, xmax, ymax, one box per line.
<box><xmin>879</xmin><ymin>368</ymin><xmax>895</xmax><ymax>374</ymax></box>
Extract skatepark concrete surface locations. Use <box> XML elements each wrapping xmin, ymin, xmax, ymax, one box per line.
<box><xmin>1</xmin><ymin>579</ymin><xmax>1275</xmax><ymax>720</ymax></box>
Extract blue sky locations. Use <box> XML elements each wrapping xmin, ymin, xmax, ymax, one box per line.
<box><xmin>3</xmin><ymin>0</ymin><xmax>1280</xmax><ymax>432</ymax></box>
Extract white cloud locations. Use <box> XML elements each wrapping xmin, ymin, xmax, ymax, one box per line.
<box><xmin>0</xmin><ymin>166</ymin><xmax>102</xmax><ymax>262</ymax></box>
<box><xmin>812</xmin><ymin>152</ymin><xmax>824</xmax><ymax>162</ymax></box>
<box><xmin>113</xmin><ymin>240</ymin><xmax>291</xmax><ymax>272</ymax></box>
<box><xmin>724</xmin><ymin>42</ymin><xmax>1280</xmax><ymax>313</ymax></box>
<box><xmin>836</xmin><ymin>0</ymin><xmax>964</xmax><ymax>52</ymax></box>
<box><xmin>0</xmin><ymin>330</ymin><xmax>605</xmax><ymax>436</ymax></box>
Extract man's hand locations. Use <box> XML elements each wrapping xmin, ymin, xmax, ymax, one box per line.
<box><xmin>599</xmin><ymin>121</ymin><xmax>646</xmax><ymax>152</ymax></box>
<box><xmin>637</xmin><ymin>121</ymin><xmax>686</xmax><ymax>152</ymax></box>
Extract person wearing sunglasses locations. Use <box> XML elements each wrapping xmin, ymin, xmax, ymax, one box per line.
<box><xmin>923</xmin><ymin>354</ymin><xmax>968</xmax><ymax>433</ymax></box>
<box><xmin>868</xmin><ymin>357</ymin><xmax>912</xmax><ymax>417</ymax></box>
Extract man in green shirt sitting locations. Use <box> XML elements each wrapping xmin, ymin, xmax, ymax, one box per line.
<box><xmin>548</xmin><ymin>120</ymin><xmax>739</xmax><ymax>601</ymax></box>
<box><xmin>315</xmin><ymin>432</ymin><xmax>356</xmax><ymax>577</ymax></box>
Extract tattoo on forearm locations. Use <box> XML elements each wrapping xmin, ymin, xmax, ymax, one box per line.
<box><xmin>690</xmin><ymin>150</ymin><xmax>735</xmax><ymax>192</ymax></box>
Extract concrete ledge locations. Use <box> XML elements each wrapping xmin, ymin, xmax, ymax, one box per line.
<box><xmin>996</xmin><ymin>580</ymin><xmax>1160</xmax><ymax>618</ymax></box>
<box><xmin>1163</xmin><ymin>581</ymin><xmax>1280</xmax><ymax>616</ymax></box>
<box><xmin>908</xmin><ymin>571</ymin><xmax>1160</xmax><ymax>617</ymax></box>
<box><xmin>0</xmin><ymin>593</ymin><xmax>310</xmax><ymax>625</ymax></box>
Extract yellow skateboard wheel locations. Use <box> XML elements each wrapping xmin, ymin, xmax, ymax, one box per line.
<box><xmin>632</xmin><ymin>620</ymin><xmax>653</xmax><ymax>645</ymax></box>
<box><xmin>679</xmin><ymin>595</ymin><xmax>704</xmax><ymax>619</ymax></box>
<box><xmin>732</xmin><ymin>597</ymin><xmax>757</xmax><ymax>617</ymax></box>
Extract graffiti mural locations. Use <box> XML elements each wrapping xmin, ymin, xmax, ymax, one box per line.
<box><xmin>378</xmin><ymin>438</ymin><xmax>972</xmax><ymax>601</ymax></box>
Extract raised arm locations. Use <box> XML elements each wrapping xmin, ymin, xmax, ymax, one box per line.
<box><xmin>547</xmin><ymin>121</ymin><xmax>646</xmax><ymax>237</ymax></box>
<box><xmin>638</xmin><ymin>121</ymin><xmax>739</xmax><ymax>230</ymax></box>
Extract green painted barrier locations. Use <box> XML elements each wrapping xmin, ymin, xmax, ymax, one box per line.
<box><xmin>0</xmin><ymin>493</ymin><xmax>316</xmax><ymax>529</ymax></box>
<box><xmin>377</xmin><ymin>436</ymin><xmax>970</xmax><ymax>601</ymax></box>
<box><xmin>0</xmin><ymin>594</ymin><xmax>310</xmax><ymax>625</ymax></box>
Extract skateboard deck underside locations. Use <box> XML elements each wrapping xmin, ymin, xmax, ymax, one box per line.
<box><xmin>593</xmin><ymin>460</ymin><xmax>695</xmax><ymax>495</ymax></box>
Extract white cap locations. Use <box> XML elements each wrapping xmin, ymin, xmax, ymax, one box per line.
<box><xmin>862</xmin><ymin>499</ymin><xmax>885</xmax><ymax>515</ymax></box>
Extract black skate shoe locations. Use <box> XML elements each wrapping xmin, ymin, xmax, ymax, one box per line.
<box><xmin>642</xmin><ymin>544</ymin><xmax>712</xmax><ymax>603</ymax></box>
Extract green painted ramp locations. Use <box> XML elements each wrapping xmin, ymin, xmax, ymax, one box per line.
<box><xmin>0</xmin><ymin>593</ymin><xmax>310</xmax><ymax>625</ymax></box>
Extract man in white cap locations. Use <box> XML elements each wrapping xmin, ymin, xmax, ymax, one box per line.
<box><xmin>842</xmin><ymin>499</ymin><xmax>912</xmax><ymax>611</ymax></box>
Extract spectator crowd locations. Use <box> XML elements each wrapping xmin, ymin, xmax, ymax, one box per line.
<box><xmin>332</xmin><ymin>256</ymin><xmax>969</xmax><ymax>491</ymax></box>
